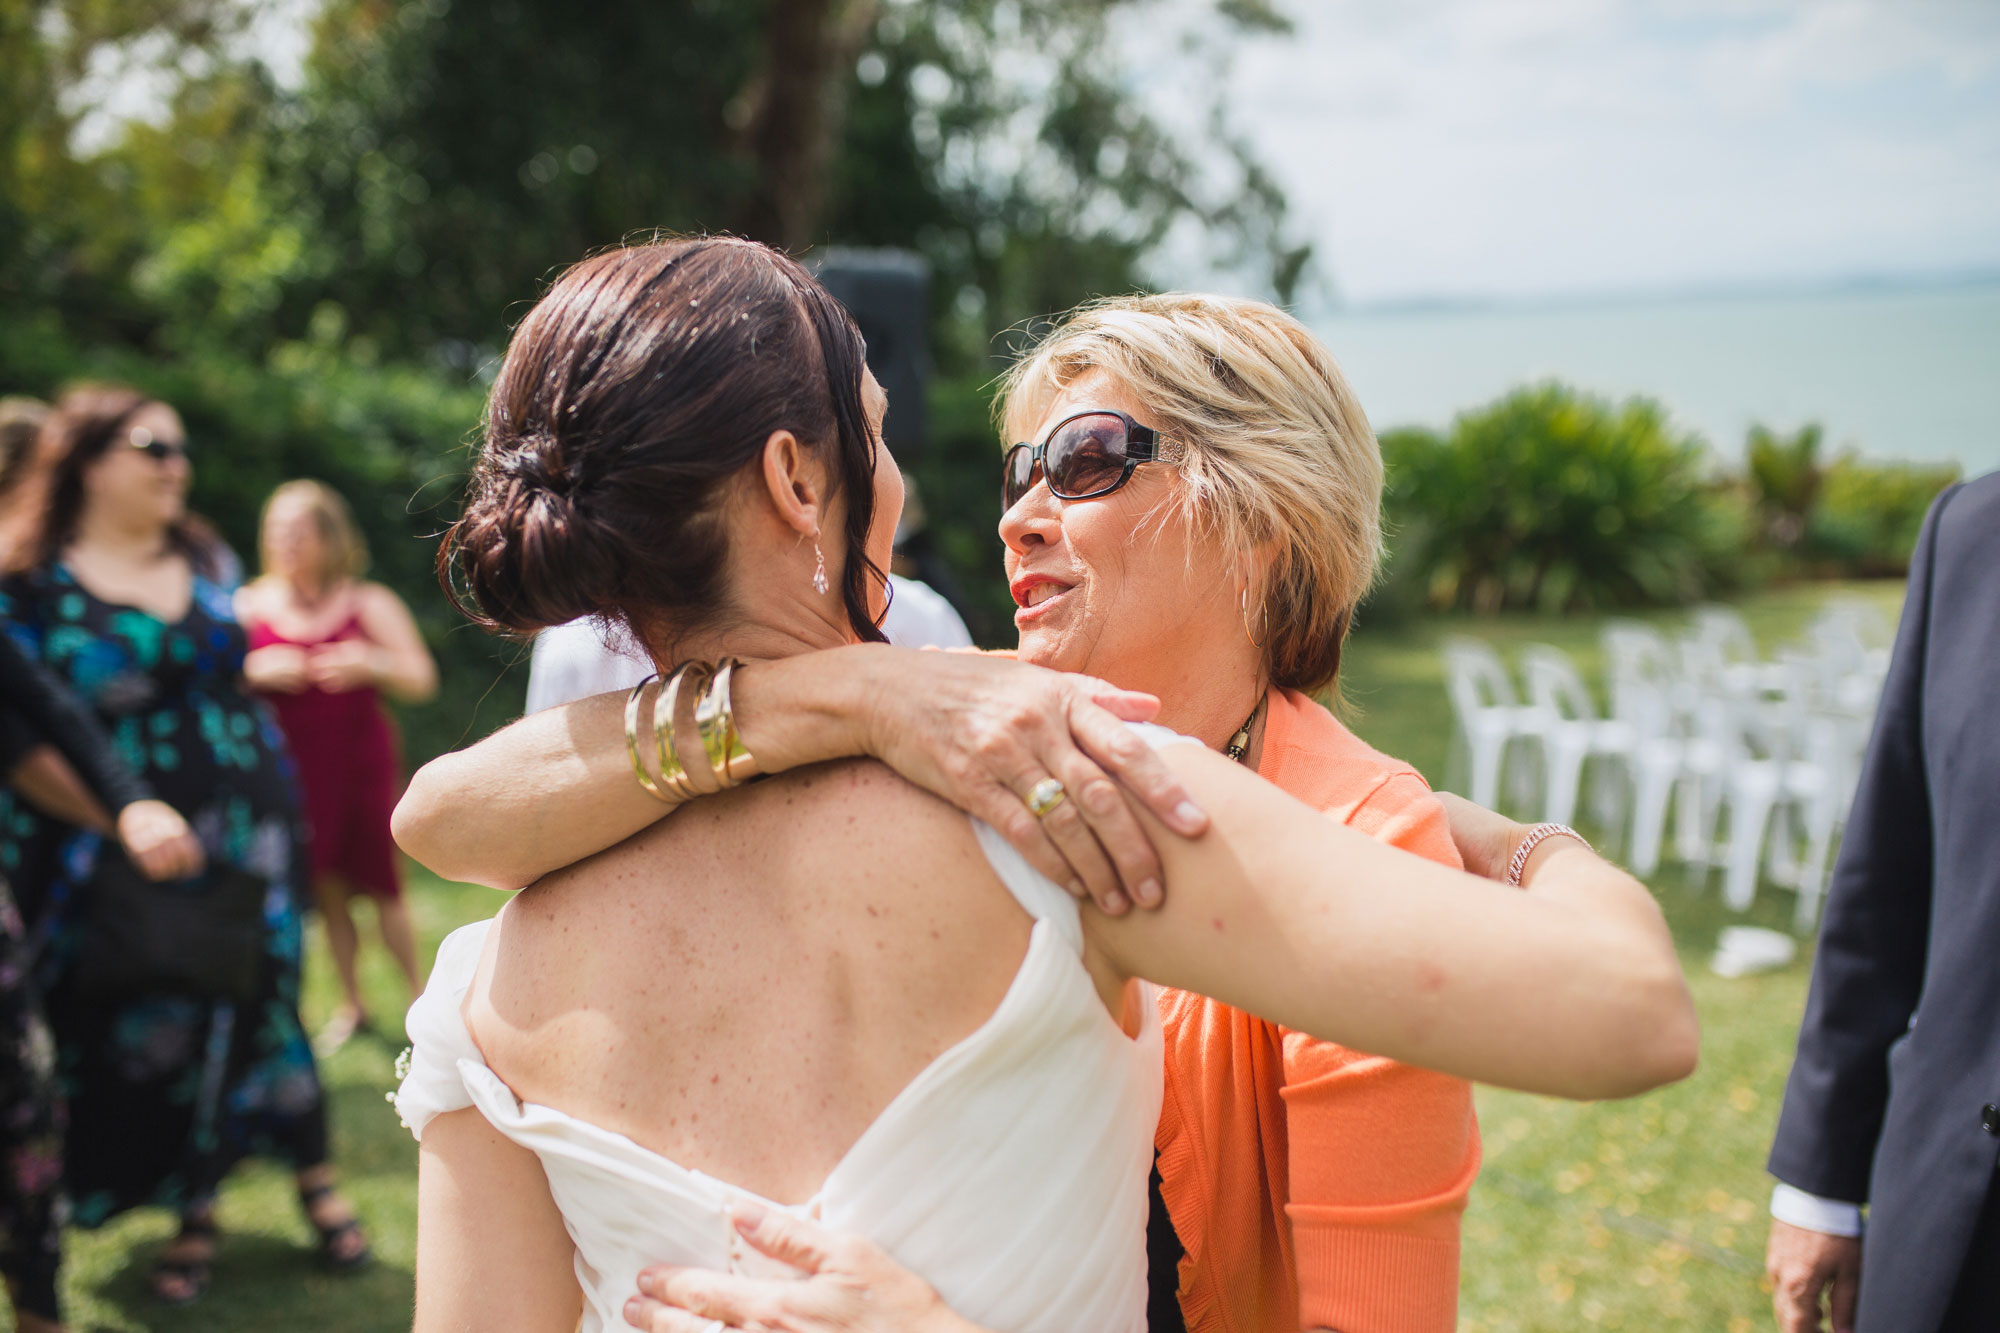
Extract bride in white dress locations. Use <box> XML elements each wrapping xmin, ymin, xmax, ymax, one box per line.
<box><xmin>397</xmin><ymin>237</ymin><xmax>1696</xmax><ymax>1333</ymax></box>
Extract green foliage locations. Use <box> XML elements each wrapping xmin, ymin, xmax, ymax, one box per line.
<box><xmin>1738</xmin><ymin>420</ymin><xmax>1956</xmax><ymax>579</ymax></box>
<box><xmin>1803</xmin><ymin>455</ymin><xmax>1959</xmax><ymax>577</ymax></box>
<box><xmin>1744</xmin><ymin>421</ymin><xmax>1823</xmax><ymax>551</ymax></box>
<box><xmin>1378</xmin><ymin>384</ymin><xmax>1733</xmax><ymax>615</ymax></box>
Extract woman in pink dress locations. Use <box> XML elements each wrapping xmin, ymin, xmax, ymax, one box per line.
<box><xmin>238</xmin><ymin>481</ymin><xmax>437</xmax><ymax>1050</ymax></box>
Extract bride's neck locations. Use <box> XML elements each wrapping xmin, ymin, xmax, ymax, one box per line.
<box><xmin>649</xmin><ymin>596</ymin><xmax>858</xmax><ymax>672</ymax></box>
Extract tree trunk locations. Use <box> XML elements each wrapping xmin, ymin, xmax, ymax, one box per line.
<box><xmin>731</xmin><ymin>0</ymin><xmax>879</xmax><ymax>251</ymax></box>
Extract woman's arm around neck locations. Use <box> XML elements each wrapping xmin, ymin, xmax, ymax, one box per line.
<box><xmin>1083</xmin><ymin>743</ymin><xmax>1698</xmax><ymax>1101</ymax></box>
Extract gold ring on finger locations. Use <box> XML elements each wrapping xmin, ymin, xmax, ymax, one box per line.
<box><xmin>1025</xmin><ymin>777</ymin><xmax>1068</xmax><ymax>820</ymax></box>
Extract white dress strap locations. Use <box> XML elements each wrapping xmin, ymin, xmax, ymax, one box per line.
<box><xmin>394</xmin><ymin>919</ymin><xmax>495</xmax><ymax>1140</ymax></box>
<box><xmin>968</xmin><ymin>721</ymin><xmax>1203</xmax><ymax>957</ymax></box>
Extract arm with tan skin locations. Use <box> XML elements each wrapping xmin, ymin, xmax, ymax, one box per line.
<box><xmin>414</xmin><ymin>1107</ymin><xmax>583</xmax><ymax>1333</ymax></box>
<box><xmin>1</xmin><ymin>633</ymin><xmax>205</xmax><ymax>879</ymax></box>
<box><xmin>9</xmin><ymin>749</ymin><xmax>202</xmax><ymax>879</ymax></box>
<box><xmin>1085</xmin><ymin>743</ymin><xmax>1696</xmax><ymax>1099</ymax></box>
<box><xmin>394</xmin><ymin>644</ymin><xmax>1205</xmax><ymax>907</ymax></box>
<box><xmin>625</xmin><ymin>772</ymin><xmax>1695</xmax><ymax>1333</ymax></box>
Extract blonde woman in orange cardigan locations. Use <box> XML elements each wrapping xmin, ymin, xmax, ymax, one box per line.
<box><xmin>400</xmin><ymin>295</ymin><xmax>1689</xmax><ymax>1332</ymax></box>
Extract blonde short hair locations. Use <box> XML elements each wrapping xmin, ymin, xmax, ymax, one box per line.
<box><xmin>999</xmin><ymin>293</ymin><xmax>1382</xmax><ymax>695</ymax></box>
<box><xmin>259</xmin><ymin>479</ymin><xmax>370</xmax><ymax>582</ymax></box>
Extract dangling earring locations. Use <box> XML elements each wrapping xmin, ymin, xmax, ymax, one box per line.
<box><xmin>1240</xmin><ymin>586</ymin><xmax>1265</xmax><ymax>648</ymax></box>
<box><xmin>812</xmin><ymin>537</ymin><xmax>830</xmax><ymax>596</ymax></box>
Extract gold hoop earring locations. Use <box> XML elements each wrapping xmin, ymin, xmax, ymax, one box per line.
<box><xmin>812</xmin><ymin>537</ymin><xmax>830</xmax><ymax>596</ymax></box>
<box><xmin>1241</xmin><ymin>587</ymin><xmax>1265</xmax><ymax>649</ymax></box>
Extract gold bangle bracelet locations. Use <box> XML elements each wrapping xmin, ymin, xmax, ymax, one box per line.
<box><xmin>695</xmin><ymin>656</ymin><xmax>757</xmax><ymax>789</ymax></box>
<box><xmin>653</xmin><ymin>662</ymin><xmax>714</xmax><ymax>801</ymax></box>
<box><xmin>623</xmin><ymin>674</ymin><xmax>673</xmax><ymax>803</ymax></box>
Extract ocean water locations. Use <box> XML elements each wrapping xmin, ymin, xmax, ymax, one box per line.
<box><xmin>1313</xmin><ymin>281</ymin><xmax>2000</xmax><ymax>477</ymax></box>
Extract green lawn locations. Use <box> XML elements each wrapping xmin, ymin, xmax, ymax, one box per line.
<box><xmin>33</xmin><ymin>580</ymin><xmax>1905</xmax><ymax>1330</ymax></box>
<box><xmin>1340</xmin><ymin>581</ymin><xmax>1907</xmax><ymax>1332</ymax></box>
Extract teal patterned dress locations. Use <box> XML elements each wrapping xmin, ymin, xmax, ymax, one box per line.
<box><xmin>0</xmin><ymin>564</ymin><xmax>328</xmax><ymax>1224</ymax></box>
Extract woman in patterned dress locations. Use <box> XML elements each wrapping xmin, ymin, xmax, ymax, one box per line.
<box><xmin>1</xmin><ymin>634</ymin><xmax>205</xmax><ymax>1332</ymax></box>
<box><xmin>0</xmin><ymin>384</ymin><xmax>370</xmax><ymax>1304</ymax></box>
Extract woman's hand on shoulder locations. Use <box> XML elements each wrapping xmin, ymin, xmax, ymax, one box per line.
<box><xmin>625</xmin><ymin>1203</ymin><xmax>987</xmax><ymax>1333</ymax></box>
<box><xmin>852</xmin><ymin>649</ymin><xmax>1207</xmax><ymax>915</ymax></box>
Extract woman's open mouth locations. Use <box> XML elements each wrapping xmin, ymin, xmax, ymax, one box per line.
<box><xmin>1010</xmin><ymin>575</ymin><xmax>1075</xmax><ymax>621</ymax></box>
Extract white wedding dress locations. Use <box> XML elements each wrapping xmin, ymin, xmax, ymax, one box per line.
<box><xmin>396</xmin><ymin>817</ymin><xmax>1166</xmax><ymax>1333</ymax></box>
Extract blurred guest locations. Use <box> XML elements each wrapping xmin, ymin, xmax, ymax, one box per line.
<box><xmin>238</xmin><ymin>480</ymin><xmax>436</xmax><ymax>1051</ymax></box>
<box><xmin>0</xmin><ymin>634</ymin><xmax>204</xmax><ymax>1333</ymax></box>
<box><xmin>0</xmin><ymin>398</ymin><xmax>54</xmax><ymax>570</ymax></box>
<box><xmin>524</xmin><ymin>571</ymin><xmax>969</xmax><ymax>714</ymax></box>
<box><xmin>0</xmin><ymin>386</ymin><xmax>369</xmax><ymax>1306</ymax></box>
<box><xmin>882</xmin><ymin>570</ymin><xmax>973</xmax><ymax>650</ymax></box>
<box><xmin>523</xmin><ymin>616</ymin><xmax>651</xmax><ymax>715</ymax></box>
<box><xmin>1767</xmin><ymin>471</ymin><xmax>2000</xmax><ymax>1333</ymax></box>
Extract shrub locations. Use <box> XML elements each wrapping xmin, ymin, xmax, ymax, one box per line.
<box><xmin>1804</xmin><ymin>455</ymin><xmax>1960</xmax><ymax>577</ymax></box>
<box><xmin>1744</xmin><ymin>422</ymin><xmax>1825</xmax><ymax>551</ymax></box>
<box><xmin>1378</xmin><ymin>383</ymin><xmax>1733</xmax><ymax>615</ymax></box>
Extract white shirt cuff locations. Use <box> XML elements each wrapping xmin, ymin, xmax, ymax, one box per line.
<box><xmin>1770</xmin><ymin>1182</ymin><xmax>1864</xmax><ymax>1237</ymax></box>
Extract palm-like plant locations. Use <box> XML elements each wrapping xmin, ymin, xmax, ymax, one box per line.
<box><xmin>1382</xmin><ymin>383</ymin><xmax>1729</xmax><ymax>614</ymax></box>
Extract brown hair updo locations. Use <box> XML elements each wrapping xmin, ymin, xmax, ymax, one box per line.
<box><xmin>442</xmin><ymin>237</ymin><xmax>888</xmax><ymax>649</ymax></box>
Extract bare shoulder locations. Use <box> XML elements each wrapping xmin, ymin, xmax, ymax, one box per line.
<box><xmin>516</xmin><ymin>757</ymin><xmax>988</xmax><ymax>917</ymax></box>
<box><xmin>355</xmin><ymin>580</ymin><xmax>413</xmax><ymax>619</ymax></box>
<box><xmin>233</xmin><ymin>577</ymin><xmax>277</xmax><ymax>619</ymax></box>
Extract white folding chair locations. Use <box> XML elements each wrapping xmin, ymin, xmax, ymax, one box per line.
<box><xmin>1518</xmin><ymin>644</ymin><xmax>1636</xmax><ymax>829</ymax></box>
<box><xmin>1762</xmin><ymin>710</ymin><xmax>1868</xmax><ymax>932</ymax></box>
<box><xmin>1602</xmin><ymin>621</ymin><xmax>1695</xmax><ymax>875</ymax></box>
<box><xmin>1441</xmin><ymin>637</ymin><xmax>1546</xmax><ymax>812</ymax></box>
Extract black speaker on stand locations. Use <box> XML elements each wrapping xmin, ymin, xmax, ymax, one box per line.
<box><xmin>812</xmin><ymin>248</ymin><xmax>974</xmax><ymax>625</ymax></box>
<box><xmin>811</xmin><ymin>248</ymin><xmax>931</xmax><ymax>460</ymax></box>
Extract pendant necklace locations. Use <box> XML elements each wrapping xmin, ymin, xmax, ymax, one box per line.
<box><xmin>1223</xmin><ymin>693</ymin><xmax>1267</xmax><ymax>765</ymax></box>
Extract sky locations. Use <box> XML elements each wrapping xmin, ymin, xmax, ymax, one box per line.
<box><xmin>1142</xmin><ymin>0</ymin><xmax>2000</xmax><ymax>306</ymax></box>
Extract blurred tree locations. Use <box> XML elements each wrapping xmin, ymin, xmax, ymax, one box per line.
<box><xmin>1380</xmin><ymin>383</ymin><xmax>1735</xmax><ymax>615</ymax></box>
<box><xmin>1744</xmin><ymin>421</ymin><xmax>1825</xmax><ymax>552</ymax></box>
<box><xmin>2</xmin><ymin>0</ymin><xmax>1311</xmax><ymax>734</ymax></box>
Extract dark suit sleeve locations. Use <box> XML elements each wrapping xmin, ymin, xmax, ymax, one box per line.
<box><xmin>0</xmin><ymin>624</ymin><xmax>155</xmax><ymax>814</ymax></box>
<box><xmin>1766</xmin><ymin>483</ymin><xmax>1959</xmax><ymax>1203</ymax></box>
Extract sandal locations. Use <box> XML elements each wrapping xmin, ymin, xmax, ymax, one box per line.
<box><xmin>149</xmin><ymin>1212</ymin><xmax>217</xmax><ymax>1306</ymax></box>
<box><xmin>300</xmin><ymin>1182</ymin><xmax>373</xmax><ymax>1273</ymax></box>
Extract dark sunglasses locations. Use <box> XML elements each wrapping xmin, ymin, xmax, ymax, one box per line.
<box><xmin>1002</xmin><ymin>409</ymin><xmax>1177</xmax><ymax>510</ymax></box>
<box><xmin>128</xmin><ymin>428</ymin><xmax>188</xmax><ymax>464</ymax></box>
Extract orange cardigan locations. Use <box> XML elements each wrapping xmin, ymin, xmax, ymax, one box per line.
<box><xmin>1154</xmin><ymin>688</ymin><xmax>1481</xmax><ymax>1333</ymax></box>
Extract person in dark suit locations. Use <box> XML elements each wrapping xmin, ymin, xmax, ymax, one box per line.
<box><xmin>1766</xmin><ymin>470</ymin><xmax>2000</xmax><ymax>1333</ymax></box>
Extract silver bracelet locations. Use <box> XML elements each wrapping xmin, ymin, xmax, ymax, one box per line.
<box><xmin>1505</xmin><ymin>823</ymin><xmax>1591</xmax><ymax>887</ymax></box>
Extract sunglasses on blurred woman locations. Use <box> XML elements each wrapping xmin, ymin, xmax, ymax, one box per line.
<box><xmin>129</xmin><ymin>427</ymin><xmax>188</xmax><ymax>464</ymax></box>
